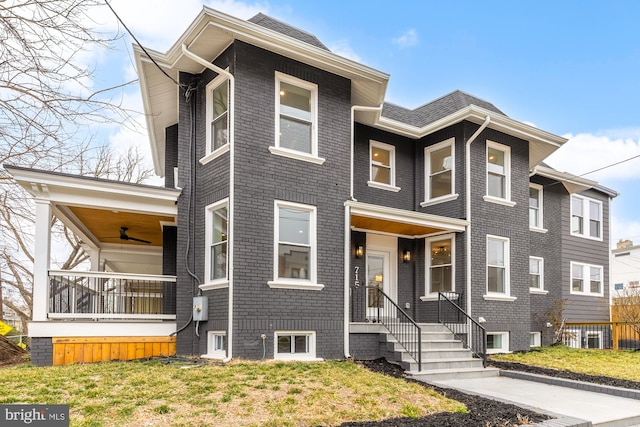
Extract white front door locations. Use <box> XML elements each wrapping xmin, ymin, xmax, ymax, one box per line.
<box><xmin>366</xmin><ymin>250</ymin><xmax>390</xmax><ymax>318</ymax></box>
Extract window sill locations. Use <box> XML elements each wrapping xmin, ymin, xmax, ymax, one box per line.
<box><xmin>483</xmin><ymin>196</ymin><xmax>516</xmax><ymax>207</ymax></box>
<box><xmin>200</xmin><ymin>280</ymin><xmax>229</xmax><ymax>291</ymax></box>
<box><xmin>267</xmin><ymin>281</ymin><xmax>325</xmax><ymax>291</ymax></box>
<box><xmin>274</xmin><ymin>356</ymin><xmax>324</xmax><ymax>362</ymax></box>
<box><xmin>570</xmin><ymin>232</ymin><xmax>604</xmax><ymax>242</ymax></box>
<box><xmin>569</xmin><ymin>291</ymin><xmax>605</xmax><ymax>297</ymax></box>
<box><xmin>530</xmin><ymin>227</ymin><xmax>548</xmax><ymax>234</ymax></box>
<box><xmin>269</xmin><ymin>146</ymin><xmax>325</xmax><ymax>165</ymax></box>
<box><xmin>420</xmin><ymin>194</ymin><xmax>459</xmax><ymax>207</ymax></box>
<box><xmin>420</xmin><ymin>293</ymin><xmax>457</xmax><ymax>301</ymax></box>
<box><xmin>201</xmin><ymin>352</ymin><xmax>226</xmax><ymax>360</ymax></box>
<box><xmin>483</xmin><ymin>294</ymin><xmax>517</xmax><ymax>302</ymax></box>
<box><xmin>529</xmin><ymin>288</ymin><xmax>549</xmax><ymax>295</ymax></box>
<box><xmin>367</xmin><ymin>181</ymin><xmax>401</xmax><ymax>192</ymax></box>
<box><xmin>200</xmin><ymin>144</ymin><xmax>230</xmax><ymax>165</ymax></box>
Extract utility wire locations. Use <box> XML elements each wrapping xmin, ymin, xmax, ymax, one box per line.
<box><xmin>105</xmin><ymin>0</ymin><xmax>185</xmax><ymax>89</ymax></box>
<box><xmin>542</xmin><ymin>152</ymin><xmax>640</xmax><ymax>189</ymax></box>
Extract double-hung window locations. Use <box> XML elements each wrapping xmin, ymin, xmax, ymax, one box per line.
<box><xmin>202</xmin><ymin>75</ymin><xmax>230</xmax><ymax>163</ymax></box>
<box><xmin>529</xmin><ymin>184</ymin><xmax>544</xmax><ymax>230</ymax></box>
<box><xmin>485</xmin><ymin>141</ymin><xmax>514</xmax><ymax>206</ymax></box>
<box><xmin>269</xmin><ymin>201</ymin><xmax>323</xmax><ymax>290</ymax></box>
<box><xmin>204</xmin><ymin>199</ymin><xmax>229</xmax><ymax>287</ymax></box>
<box><xmin>271</xmin><ymin>72</ymin><xmax>323</xmax><ymax>164</ymax></box>
<box><xmin>571</xmin><ymin>262</ymin><xmax>603</xmax><ymax>296</ymax></box>
<box><xmin>571</xmin><ymin>195</ymin><xmax>602</xmax><ymax>240</ymax></box>
<box><xmin>426</xmin><ymin>236</ymin><xmax>454</xmax><ymax>295</ymax></box>
<box><xmin>486</xmin><ymin>235</ymin><xmax>514</xmax><ymax>300</ymax></box>
<box><xmin>529</xmin><ymin>256</ymin><xmax>545</xmax><ymax>292</ymax></box>
<box><xmin>423</xmin><ymin>138</ymin><xmax>456</xmax><ymax>204</ymax></box>
<box><xmin>368</xmin><ymin>140</ymin><xmax>400</xmax><ymax>192</ymax></box>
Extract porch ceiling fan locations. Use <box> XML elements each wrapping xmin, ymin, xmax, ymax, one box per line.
<box><xmin>100</xmin><ymin>227</ymin><xmax>152</xmax><ymax>244</ymax></box>
<box><xmin>118</xmin><ymin>227</ymin><xmax>152</xmax><ymax>244</ymax></box>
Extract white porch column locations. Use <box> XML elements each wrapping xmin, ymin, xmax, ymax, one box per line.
<box><xmin>32</xmin><ymin>199</ymin><xmax>52</xmax><ymax>322</ymax></box>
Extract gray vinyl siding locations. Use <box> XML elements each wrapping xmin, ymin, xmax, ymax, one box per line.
<box><xmin>561</xmin><ymin>188</ymin><xmax>611</xmax><ymax>322</ymax></box>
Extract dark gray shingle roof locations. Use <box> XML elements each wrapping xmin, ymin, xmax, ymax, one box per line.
<box><xmin>248</xmin><ymin>13</ymin><xmax>329</xmax><ymax>51</ymax></box>
<box><xmin>382</xmin><ymin>90</ymin><xmax>506</xmax><ymax>127</ymax></box>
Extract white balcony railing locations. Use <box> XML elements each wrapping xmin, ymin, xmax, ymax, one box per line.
<box><xmin>48</xmin><ymin>270</ymin><xmax>177</xmax><ymax>321</ymax></box>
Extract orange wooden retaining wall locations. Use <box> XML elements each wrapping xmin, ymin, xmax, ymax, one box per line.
<box><xmin>52</xmin><ymin>336</ymin><xmax>176</xmax><ymax>366</ymax></box>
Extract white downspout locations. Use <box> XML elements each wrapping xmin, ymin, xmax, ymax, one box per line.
<box><xmin>344</xmin><ymin>104</ymin><xmax>383</xmax><ymax>358</ymax></box>
<box><xmin>182</xmin><ymin>44</ymin><xmax>235</xmax><ymax>363</ymax></box>
<box><xmin>465</xmin><ymin>116</ymin><xmax>491</xmax><ymax>321</ymax></box>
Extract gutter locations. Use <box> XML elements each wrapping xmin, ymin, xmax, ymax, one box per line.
<box><xmin>344</xmin><ymin>104</ymin><xmax>383</xmax><ymax>359</ymax></box>
<box><xmin>181</xmin><ymin>44</ymin><xmax>235</xmax><ymax>363</ymax></box>
<box><xmin>465</xmin><ymin>116</ymin><xmax>491</xmax><ymax>321</ymax></box>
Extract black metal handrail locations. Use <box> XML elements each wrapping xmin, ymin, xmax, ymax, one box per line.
<box><xmin>438</xmin><ymin>292</ymin><xmax>487</xmax><ymax>367</ymax></box>
<box><xmin>355</xmin><ymin>286</ymin><xmax>422</xmax><ymax>371</ymax></box>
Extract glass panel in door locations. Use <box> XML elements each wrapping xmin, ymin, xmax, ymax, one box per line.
<box><xmin>366</xmin><ymin>251</ymin><xmax>389</xmax><ymax>319</ymax></box>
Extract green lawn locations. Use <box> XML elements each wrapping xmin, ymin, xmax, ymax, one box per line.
<box><xmin>491</xmin><ymin>345</ymin><xmax>640</xmax><ymax>382</ymax></box>
<box><xmin>0</xmin><ymin>359</ymin><xmax>465</xmax><ymax>427</ymax></box>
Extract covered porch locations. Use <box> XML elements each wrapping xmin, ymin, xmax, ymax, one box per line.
<box><xmin>6</xmin><ymin>166</ymin><xmax>180</xmax><ymax>365</ymax></box>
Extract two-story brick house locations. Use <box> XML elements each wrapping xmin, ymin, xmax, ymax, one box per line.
<box><xmin>5</xmin><ymin>7</ymin><xmax>615</xmax><ymax>370</ymax></box>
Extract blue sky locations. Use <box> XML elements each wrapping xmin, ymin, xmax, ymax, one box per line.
<box><xmin>94</xmin><ymin>0</ymin><xmax>640</xmax><ymax>246</ymax></box>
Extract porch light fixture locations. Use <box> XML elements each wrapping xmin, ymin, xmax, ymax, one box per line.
<box><xmin>355</xmin><ymin>244</ymin><xmax>364</xmax><ymax>259</ymax></box>
<box><xmin>402</xmin><ymin>250</ymin><xmax>411</xmax><ymax>263</ymax></box>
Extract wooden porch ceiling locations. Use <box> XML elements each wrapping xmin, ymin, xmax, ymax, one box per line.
<box><xmin>69</xmin><ymin>206</ymin><xmax>174</xmax><ymax>247</ymax></box>
<box><xmin>351</xmin><ymin>214</ymin><xmax>441</xmax><ymax>237</ymax></box>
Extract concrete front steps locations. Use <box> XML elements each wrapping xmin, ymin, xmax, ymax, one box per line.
<box><xmin>381</xmin><ymin>323</ymin><xmax>499</xmax><ymax>382</ymax></box>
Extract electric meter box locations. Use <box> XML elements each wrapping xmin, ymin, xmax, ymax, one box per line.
<box><xmin>193</xmin><ymin>296</ymin><xmax>208</xmax><ymax>321</ymax></box>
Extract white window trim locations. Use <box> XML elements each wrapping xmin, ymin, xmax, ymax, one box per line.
<box><xmin>485</xmin><ymin>140</ymin><xmax>513</xmax><ymax>205</ymax></box>
<box><xmin>423</xmin><ymin>138</ymin><xmax>458</xmax><ymax>204</ymax></box>
<box><xmin>268</xmin><ymin>200</ymin><xmax>324</xmax><ymax>291</ymax></box>
<box><xmin>529</xmin><ymin>183</ymin><xmax>547</xmax><ymax>232</ymax></box>
<box><xmin>570</xmin><ymin>261</ymin><xmax>604</xmax><ymax>296</ymax></box>
<box><xmin>271</xmin><ymin>72</ymin><xmax>324</xmax><ymax>164</ymax></box>
<box><xmin>202</xmin><ymin>331</ymin><xmax>226</xmax><ymax>359</ymax></box>
<box><xmin>486</xmin><ymin>332</ymin><xmax>510</xmax><ymax>354</ymax></box>
<box><xmin>201</xmin><ymin>74</ymin><xmax>231</xmax><ymax>165</ymax></box>
<box><xmin>484</xmin><ymin>235</ymin><xmax>514</xmax><ymax>300</ymax></box>
<box><xmin>202</xmin><ymin>199</ymin><xmax>229</xmax><ymax>291</ymax></box>
<box><xmin>367</xmin><ymin>140</ymin><xmax>401</xmax><ymax>192</ymax></box>
<box><xmin>530</xmin><ymin>332</ymin><xmax>541</xmax><ymax>348</ymax></box>
<box><xmin>274</xmin><ymin>331</ymin><xmax>321</xmax><ymax>361</ymax></box>
<box><xmin>423</xmin><ymin>234</ymin><xmax>455</xmax><ymax>298</ymax></box>
<box><xmin>570</xmin><ymin>195</ymin><xmax>603</xmax><ymax>241</ymax></box>
<box><xmin>529</xmin><ymin>256</ymin><xmax>547</xmax><ymax>294</ymax></box>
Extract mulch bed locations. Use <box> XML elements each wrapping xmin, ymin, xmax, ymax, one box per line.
<box><xmin>0</xmin><ymin>334</ymin><xmax>28</xmax><ymax>367</ymax></box>
<box><xmin>337</xmin><ymin>358</ymin><xmax>552</xmax><ymax>427</ymax></box>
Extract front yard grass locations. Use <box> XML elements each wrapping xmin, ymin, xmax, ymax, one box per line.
<box><xmin>491</xmin><ymin>345</ymin><xmax>640</xmax><ymax>382</ymax></box>
<box><xmin>0</xmin><ymin>358</ymin><xmax>465</xmax><ymax>427</ymax></box>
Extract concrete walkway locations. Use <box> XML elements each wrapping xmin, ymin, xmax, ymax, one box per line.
<box><xmin>429</xmin><ymin>371</ymin><xmax>640</xmax><ymax>427</ymax></box>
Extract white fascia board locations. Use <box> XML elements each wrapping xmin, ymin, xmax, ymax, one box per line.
<box><xmin>533</xmin><ymin>165</ymin><xmax>597</xmax><ymax>194</ymax></box>
<box><xmin>345</xmin><ymin>200</ymin><xmax>468</xmax><ymax>232</ymax></box>
<box><xmin>134</xmin><ymin>52</ymin><xmax>164</xmax><ymax>176</ymax></box>
<box><xmin>28</xmin><ymin>321</ymin><xmax>176</xmax><ymax>338</ymax></box>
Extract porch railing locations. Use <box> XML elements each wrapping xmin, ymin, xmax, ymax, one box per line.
<box><xmin>48</xmin><ymin>270</ymin><xmax>177</xmax><ymax>320</ymax></box>
<box><xmin>351</xmin><ymin>285</ymin><xmax>422</xmax><ymax>370</ymax></box>
<box><xmin>438</xmin><ymin>292</ymin><xmax>487</xmax><ymax>367</ymax></box>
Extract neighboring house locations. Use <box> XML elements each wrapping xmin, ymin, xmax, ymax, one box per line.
<box><xmin>612</xmin><ymin>239</ymin><xmax>640</xmax><ymax>295</ymax></box>
<box><xmin>4</xmin><ymin>7</ymin><xmax>616</xmax><ymax>368</ymax></box>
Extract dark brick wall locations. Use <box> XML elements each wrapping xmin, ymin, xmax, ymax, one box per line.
<box><xmin>529</xmin><ymin>175</ymin><xmax>564</xmax><ymax>345</ymax></box>
<box><xmin>467</xmin><ymin>126</ymin><xmax>531</xmax><ymax>352</ymax></box>
<box><xmin>164</xmin><ymin>124</ymin><xmax>178</xmax><ymax>189</ymax></box>
<box><xmin>30</xmin><ymin>337</ymin><xmax>52</xmax><ymax>366</ymax></box>
<box><xmin>353</xmin><ymin>124</ymin><xmax>415</xmax><ymax>210</ymax></box>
